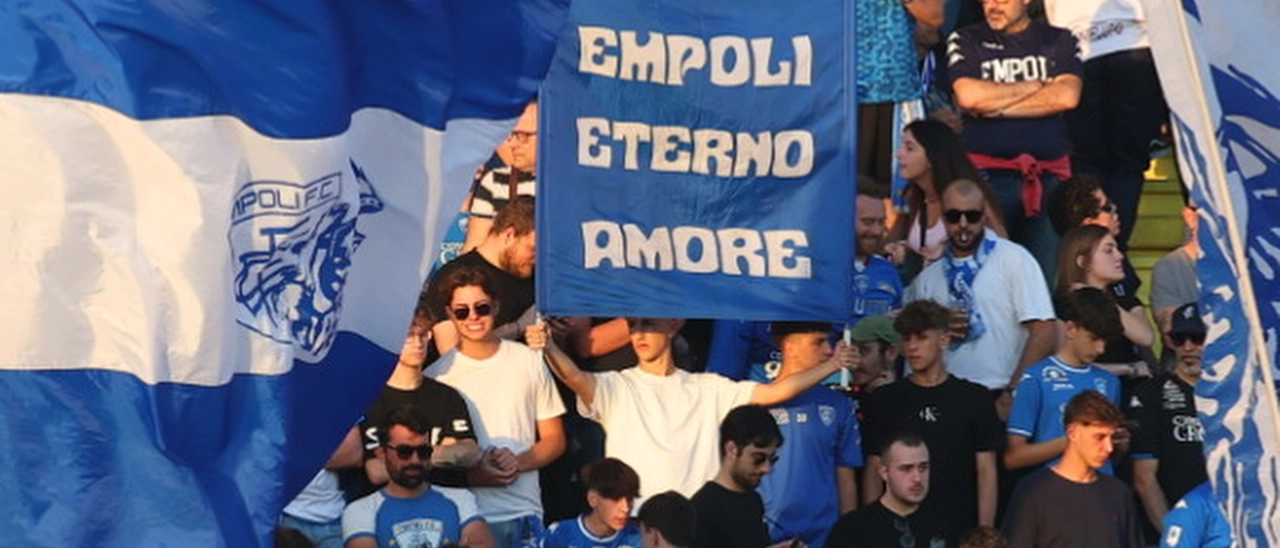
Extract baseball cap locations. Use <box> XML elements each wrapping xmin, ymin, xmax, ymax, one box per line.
<box><xmin>851</xmin><ymin>315</ymin><xmax>901</xmax><ymax>346</ymax></box>
<box><xmin>1169</xmin><ymin>303</ymin><xmax>1206</xmax><ymax>336</ymax></box>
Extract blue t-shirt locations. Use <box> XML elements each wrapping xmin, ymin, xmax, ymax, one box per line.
<box><xmin>540</xmin><ymin>515</ymin><xmax>642</xmax><ymax>548</ymax></box>
<box><xmin>759</xmin><ymin>387</ymin><xmax>863</xmax><ymax>547</ymax></box>
<box><xmin>707</xmin><ymin>256</ymin><xmax>901</xmax><ymax>383</ymax></box>
<box><xmin>1007</xmin><ymin>356</ymin><xmax>1120</xmax><ymax>473</ymax></box>
<box><xmin>1162</xmin><ymin>482</ymin><xmax>1232</xmax><ymax>548</ymax></box>
<box><xmin>856</xmin><ymin>0</ymin><xmax>920</xmax><ymax>103</ymax></box>
<box><xmin>342</xmin><ymin>488</ymin><xmax>482</xmax><ymax>548</ymax></box>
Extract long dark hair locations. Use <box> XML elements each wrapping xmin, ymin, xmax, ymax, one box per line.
<box><xmin>904</xmin><ymin>119</ymin><xmax>983</xmax><ymax>201</ymax></box>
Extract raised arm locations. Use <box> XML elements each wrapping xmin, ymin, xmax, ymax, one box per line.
<box><xmin>526</xmin><ymin>322</ymin><xmax>599</xmax><ymax>407</ymax></box>
<box><xmin>750</xmin><ymin>342</ymin><xmax>859</xmax><ymax>406</ymax></box>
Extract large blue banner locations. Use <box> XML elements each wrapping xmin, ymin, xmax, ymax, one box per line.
<box><xmin>1145</xmin><ymin>0</ymin><xmax>1280</xmax><ymax>544</ymax></box>
<box><xmin>0</xmin><ymin>1</ymin><xmax>566</xmax><ymax>546</ymax></box>
<box><xmin>537</xmin><ymin>0</ymin><xmax>856</xmax><ymax>321</ymax></box>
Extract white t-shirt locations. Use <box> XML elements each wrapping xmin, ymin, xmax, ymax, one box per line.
<box><xmin>580</xmin><ymin>368</ymin><xmax>757</xmax><ymax>507</ymax></box>
<box><xmin>283</xmin><ymin>469</ymin><xmax>344</xmax><ymax>522</ymax></box>
<box><xmin>906</xmin><ymin>236</ymin><xmax>1055</xmax><ymax>389</ymax></box>
<box><xmin>426</xmin><ymin>340</ymin><xmax>566</xmax><ymax>521</ymax></box>
<box><xmin>1044</xmin><ymin>0</ymin><xmax>1148</xmax><ymax>60</ymax></box>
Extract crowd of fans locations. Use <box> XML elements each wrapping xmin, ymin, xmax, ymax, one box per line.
<box><xmin>274</xmin><ymin>0</ymin><xmax>1232</xmax><ymax>547</ymax></box>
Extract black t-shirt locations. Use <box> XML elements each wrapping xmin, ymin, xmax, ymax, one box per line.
<box><xmin>824</xmin><ymin>500</ymin><xmax>950</xmax><ymax>548</ymax></box>
<box><xmin>1002</xmin><ymin>467</ymin><xmax>1144</xmax><ymax>548</ymax></box>
<box><xmin>360</xmin><ymin>378</ymin><xmax>476</xmax><ymax>488</ymax></box>
<box><xmin>947</xmin><ymin>21</ymin><xmax>1083</xmax><ymax>159</ymax></box>
<box><xmin>691</xmin><ymin>482</ymin><xmax>771</xmax><ymax>548</ymax></box>
<box><xmin>862</xmin><ymin>376</ymin><xmax>1002</xmax><ymax>539</ymax></box>
<box><xmin>1128</xmin><ymin>373</ymin><xmax>1207</xmax><ymax>504</ymax></box>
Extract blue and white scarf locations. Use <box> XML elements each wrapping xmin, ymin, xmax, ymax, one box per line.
<box><xmin>943</xmin><ymin>229</ymin><xmax>997</xmax><ymax>349</ymax></box>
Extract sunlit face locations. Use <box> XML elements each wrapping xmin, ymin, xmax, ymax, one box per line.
<box><xmin>628</xmin><ymin>318</ymin><xmax>679</xmax><ymax>363</ymax></box>
<box><xmin>507</xmin><ymin>103</ymin><xmax>538</xmax><ymax>173</ymax></box>
<box><xmin>1082</xmin><ymin>189</ymin><xmax>1122</xmax><ymax>238</ymax></box>
<box><xmin>982</xmin><ymin>0</ymin><xmax>1032</xmax><ymax>33</ymax></box>
<box><xmin>783</xmin><ymin>332</ymin><xmax>834</xmax><ymax>372</ymax></box>
<box><xmin>501</xmin><ymin>230</ymin><xmax>537</xmax><ymax>279</ymax></box>
<box><xmin>896</xmin><ymin>130</ymin><xmax>930</xmax><ymax>182</ymax></box>
<box><xmin>728</xmin><ymin>441</ymin><xmax>779</xmax><ymax>491</ymax></box>
<box><xmin>880</xmin><ymin>442</ymin><xmax>930</xmax><ymax>506</ymax></box>
<box><xmin>588</xmin><ymin>491</ymin><xmax>634</xmax><ymax>534</ymax></box>
<box><xmin>902</xmin><ymin>329</ymin><xmax>949</xmax><ymax>373</ymax></box>
<box><xmin>942</xmin><ymin>187</ymin><xmax>986</xmax><ymax>257</ymax></box>
<box><xmin>1066</xmin><ymin>422</ymin><xmax>1117</xmax><ymax>470</ymax></box>
<box><xmin>448</xmin><ymin>285</ymin><xmax>497</xmax><ymax>343</ymax></box>
<box><xmin>1064</xmin><ymin>322</ymin><xmax>1107</xmax><ymax>365</ymax></box>
<box><xmin>399</xmin><ymin>318</ymin><xmax>431</xmax><ymax>366</ymax></box>
<box><xmin>856</xmin><ymin>195</ymin><xmax>888</xmax><ymax>259</ymax></box>
<box><xmin>1083</xmin><ymin>234</ymin><xmax>1125</xmax><ymax>285</ymax></box>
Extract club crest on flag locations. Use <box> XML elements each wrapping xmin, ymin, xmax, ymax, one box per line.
<box><xmin>229</xmin><ymin>159</ymin><xmax>386</xmax><ymax>357</ymax></box>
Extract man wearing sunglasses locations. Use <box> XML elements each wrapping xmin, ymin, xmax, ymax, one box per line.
<box><xmin>1129</xmin><ymin>302</ymin><xmax>1208</xmax><ymax>533</ymax></box>
<box><xmin>526</xmin><ymin>317</ymin><xmax>858</xmax><ymax>512</ymax></box>
<box><xmin>343</xmin><ymin>405</ymin><xmax>495</xmax><ymax>548</ymax></box>
<box><xmin>693</xmin><ymin>405</ymin><xmax>797</xmax><ymax>548</ymax></box>
<box><xmin>905</xmin><ymin>179</ymin><xmax>1056</xmax><ymax>412</ymax></box>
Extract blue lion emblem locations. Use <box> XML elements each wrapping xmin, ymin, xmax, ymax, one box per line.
<box><xmin>229</xmin><ymin>159</ymin><xmax>385</xmax><ymax>356</ymax></box>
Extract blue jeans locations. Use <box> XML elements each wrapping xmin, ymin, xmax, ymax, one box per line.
<box><xmin>983</xmin><ymin>169</ymin><xmax>1060</xmax><ymax>287</ymax></box>
<box><xmin>489</xmin><ymin>514</ymin><xmax>544</xmax><ymax>548</ymax></box>
<box><xmin>279</xmin><ymin>514</ymin><xmax>344</xmax><ymax>548</ymax></box>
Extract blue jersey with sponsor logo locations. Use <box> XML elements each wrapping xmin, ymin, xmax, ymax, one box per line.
<box><xmin>1161</xmin><ymin>482</ymin><xmax>1232</xmax><ymax>548</ymax></box>
<box><xmin>1008</xmin><ymin>356</ymin><xmax>1120</xmax><ymax>473</ymax></box>
<box><xmin>540</xmin><ymin>515</ymin><xmax>642</xmax><ymax>548</ymax></box>
<box><xmin>759</xmin><ymin>387</ymin><xmax>862</xmax><ymax>547</ymax></box>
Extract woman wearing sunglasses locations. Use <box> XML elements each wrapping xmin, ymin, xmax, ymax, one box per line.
<box><xmin>424</xmin><ymin>267</ymin><xmax>567</xmax><ymax>548</ymax></box>
<box><xmin>1054</xmin><ymin>225</ymin><xmax>1157</xmax><ymax>380</ymax></box>
<box><xmin>887</xmin><ymin>119</ymin><xmax>1006</xmax><ymax>278</ymax></box>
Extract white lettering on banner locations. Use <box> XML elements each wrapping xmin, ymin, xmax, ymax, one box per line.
<box><xmin>578</xmin><ymin>26</ymin><xmax>813</xmax><ymax>87</ymax></box>
<box><xmin>582</xmin><ymin>221</ymin><xmax>811</xmax><ymax>278</ymax></box>
<box><xmin>979</xmin><ymin>56</ymin><xmax>1050</xmax><ymax>83</ymax></box>
<box><xmin>576</xmin><ymin>117</ymin><xmax>814</xmax><ymax>178</ymax></box>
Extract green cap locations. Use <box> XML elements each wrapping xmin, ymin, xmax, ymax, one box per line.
<box><xmin>850</xmin><ymin>315</ymin><xmax>901</xmax><ymax>346</ymax></box>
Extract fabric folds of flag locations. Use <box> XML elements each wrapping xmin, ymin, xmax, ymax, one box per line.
<box><xmin>0</xmin><ymin>1</ymin><xmax>566</xmax><ymax>546</ymax></box>
<box><xmin>1144</xmin><ymin>0</ymin><xmax>1280</xmax><ymax>544</ymax></box>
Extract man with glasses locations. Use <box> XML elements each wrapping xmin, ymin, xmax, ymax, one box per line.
<box><xmin>825</xmin><ymin>432</ymin><xmax>947</xmax><ymax>548</ymax></box>
<box><xmin>343</xmin><ymin>405</ymin><xmax>495</xmax><ymax>548</ymax></box>
<box><xmin>758</xmin><ymin>323</ymin><xmax>864</xmax><ymax>548</ymax></box>
<box><xmin>693</xmin><ymin>405</ymin><xmax>797</xmax><ymax>548</ymax></box>
<box><xmin>1130</xmin><ymin>303</ymin><xmax>1209</xmax><ymax>531</ymax></box>
<box><xmin>525</xmin><ymin>317</ymin><xmax>859</xmax><ymax>510</ymax></box>
<box><xmin>948</xmin><ymin>0</ymin><xmax>1084</xmax><ymax>279</ymax></box>
<box><xmin>905</xmin><ymin>179</ymin><xmax>1056</xmax><ymax>406</ymax></box>
<box><xmin>427</xmin><ymin>267</ymin><xmax>566</xmax><ymax>548</ymax></box>
<box><xmin>465</xmin><ymin>101</ymin><xmax>539</xmax><ymax>251</ymax></box>
<box><xmin>424</xmin><ymin>196</ymin><xmax>539</xmax><ymax>358</ymax></box>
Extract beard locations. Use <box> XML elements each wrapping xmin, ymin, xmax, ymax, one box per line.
<box><xmin>389</xmin><ymin>463</ymin><xmax>429</xmax><ymax>490</ymax></box>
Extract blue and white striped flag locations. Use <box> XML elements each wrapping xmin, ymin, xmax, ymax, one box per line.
<box><xmin>0</xmin><ymin>1</ymin><xmax>566</xmax><ymax>546</ymax></box>
<box><xmin>1145</xmin><ymin>0</ymin><xmax>1280</xmax><ymax>544</ymax></box>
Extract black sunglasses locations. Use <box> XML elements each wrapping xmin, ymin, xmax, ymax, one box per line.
<box><xmin>450</xmin><ymin>302</ymin><xmax>493</xmax><ymax>321</ymax></box>
<box><xmin>389</xmin><ymin>444</ymin><xmax>432</xmax><ymax>460</ymax></box>
<box><xmin>943</xmin><ymin>209</ymin><xmax>984</xmax><ymax>224</ymax></box>
<box><xmin>1098</xmin><ymin>202</ymin><xmax>1118</xmax><ymax>214</ymax></box>
<box><xmin>1170</xmin><ymin>333</ymin><xmax>1206</xmax><ymax>346</ymax></box>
